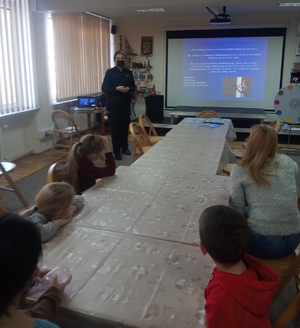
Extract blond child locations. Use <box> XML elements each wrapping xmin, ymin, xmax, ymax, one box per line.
<box><xmin>21</xmin><ymin>182</ymin><xmax>84</xmax><ymax>242</ymax></box>
<box><xmin>229</xmin><ymin>124</ymin><xmax>300</xmax><ymax>259</ymax></box>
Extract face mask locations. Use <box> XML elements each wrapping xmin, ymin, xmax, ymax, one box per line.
<box><xmin>117</xmin><ymin>60</ymin><xmax>125</xmax><ymax>68</ymax></box>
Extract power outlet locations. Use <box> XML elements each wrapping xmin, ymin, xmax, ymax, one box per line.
<box><xmin>37</xmin><ymin>129</ymin><xmax>52</xmax><ymax>139</ymax></box>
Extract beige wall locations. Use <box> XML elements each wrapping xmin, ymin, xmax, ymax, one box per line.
<box><xmin>0</xmin><ymin>11</ymin><xmax>299</xmax><ymax>160</ymax></box>
<box><xmin>112</xmin><ymin>13</ymin><xmax>300</xmax><ymax>118</ymax></box>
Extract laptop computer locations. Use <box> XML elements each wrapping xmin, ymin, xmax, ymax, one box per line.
<box><xmin>73</xmin><ymin>96</ymin><xmax>97</xmax><ymax>110</ymax></box>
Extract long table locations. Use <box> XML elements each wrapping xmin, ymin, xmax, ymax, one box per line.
<box><xmin>31</xmin><ymin>118</ymin><xmax>236</xmax><ymax>327</ymax></box>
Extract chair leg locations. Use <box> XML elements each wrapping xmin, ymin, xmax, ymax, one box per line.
<box><xmin>272</xmin><ymin>292</ymin><xmax>300</xmax><ymax>328</ymax></box>
<box><xmin>288</xmin><ymin>124</ymin><xmax>291</xmax><ymax>148</ymax></box>
<box><xmin>0</xmin><ymin>165</ymin><xmax>28</xmax><ymax>207</ymax></box>
<box><xmin>274</xmin><ymin>255</ymin><xmax>300</xmax><ymax>300</ymax></box>
<box><xmin>52</xmin><ymin>133</ymin><xmax>56</xmax><ymax>155</ymax></box>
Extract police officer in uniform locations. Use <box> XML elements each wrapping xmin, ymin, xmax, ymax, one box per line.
<box><xmin>102</xmin><ymin>51</ymin><xmax>135</xmax><ymax>160</ymax></box>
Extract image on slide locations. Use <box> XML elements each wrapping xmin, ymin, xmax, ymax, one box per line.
<box><xmin>222</xmin><ymin>77</ymin><xmax>253</xmax><ymax>98</ymax></box>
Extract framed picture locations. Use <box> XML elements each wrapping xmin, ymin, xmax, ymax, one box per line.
<box><xmin>141</xmin><ymin>36</ymin><xmax>153</xmax><ymax>56</ymax></box>
<box><xmin>133</xmin><ymin>71</ymin><xmax>139</xmax><ymax>80</ymax></box>
<box><xmin>139</xmin><ymin>71</ymin><xmax>146</xmax><ymax>81</ymax></box>
<box><xmin>125</xmin><ymin>58</ymin><xmax>131</xmax><ymax>68</ymax></box>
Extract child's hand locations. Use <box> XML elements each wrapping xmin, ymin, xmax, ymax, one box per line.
<box><xmin>53</xmin><ymin>217</ymin><xmax>72</xmax><ymax>229</ymax></box>
<box><xmin>35</xmin><ymin>268</ymin><xmax>51</xmax><ymax>283</ymax></box>
<box><xmin>51</xmin><ymin>274</ymin><xmax>72</xmax><ymax>293</ymax></box>
<box><xmin>64</xmin><ymin>204</ymin><xmax>78</xmax><ymax>218</ymax></box>
<box><xmin>101</xmin><ymin>136</ymin><xmax>111</xmax><ymax>153</ymax></box>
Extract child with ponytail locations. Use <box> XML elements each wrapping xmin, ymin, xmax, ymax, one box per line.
<box><xmin>63</xmin><ymin>134</ymin><xmax>116</xmax><ymax>194</ymax></box>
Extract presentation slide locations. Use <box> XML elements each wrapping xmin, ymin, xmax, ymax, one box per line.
<box><xmin>166</xmin><ymin>29</ymin><xmax>286</xmax><ymax>110</ymax></box>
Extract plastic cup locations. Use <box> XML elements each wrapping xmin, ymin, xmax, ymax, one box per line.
<box><xmin>41</xmin><ymin>265</ymin><xmax>70</xmax><ymax>290</ymax></box>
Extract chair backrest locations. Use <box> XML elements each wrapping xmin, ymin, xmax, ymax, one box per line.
<box><xmin>196</xmin><ymin>110</ymin><xmax>220</xmax><ymax>118</ymax></box>
<box><xmin>138</xmin><ymin>115</ymin><xmax>156</xmax><ymax>146</ymax></box>
<box><xmin>52</xmin><ymin>110</ymin><xmax>80</xmax><ymax>134</ymax></box>
<box><xmin>129</xmin><ymin>122</ymin><xmax>148</xmax><ymax>154</ymax></box>
<box><xmin>270</xmin><ymin>120</ymin><xmax>280</xmax><ymax>133</ymax></box>
<box><xmin>139</xmin><ymin>114</ymin><xmax>158</xmax><ymax>137</ymax></box>
<box><xmin>47</xmin><ymin>160</ymin><xmax>67</xmax><ymax>183</ymax></box>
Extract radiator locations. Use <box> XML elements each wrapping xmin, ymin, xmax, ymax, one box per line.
<box><xmin>70</xmin><ymin>112</ymin><xmax>97</xmax><ymax>131</ymax></box>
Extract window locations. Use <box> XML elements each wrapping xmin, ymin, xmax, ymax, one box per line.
<box><xmin>0</xmin><ymin>0</ymin><xmax>36</xmax><ymax>116</ymax></box>
<box><xmin>50</xmin><ymin>12</ymin><xmax>110</xmax><ymax>102</ymax></box>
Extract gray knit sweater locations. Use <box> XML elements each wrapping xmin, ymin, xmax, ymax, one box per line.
<box><xmin>229</xmin><ymin>154</ymin><xmax>300</xmax><ymax>236</ymax></box>
<box><xmin>28</xmin><ymin>195</ymin><xmax>84</xmax><ymax>242</ymax></box>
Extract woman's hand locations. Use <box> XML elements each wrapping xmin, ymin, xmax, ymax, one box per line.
<box><xmin>116</xmin><ymin>86</ymin><xmax>129</xmax><ymax>93</ymax></box>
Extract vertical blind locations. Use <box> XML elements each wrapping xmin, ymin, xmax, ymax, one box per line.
<box><xmin>52</xmin><ymin>13</ymin><xmax>110</xmax><ymax>101</ymax></box>
<box><xmin>0</xmin><ymin>0</ymin><xmax>36</xmax><ymax>116</ymax></box>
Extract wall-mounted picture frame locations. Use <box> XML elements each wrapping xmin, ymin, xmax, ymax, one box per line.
<box><xmin>141</xmin><ymin>36</ymin><xmax>153</xmax><ymax>56</ymax></box>
<box><xmin>125</xmin><ymin>58</ymin><xmax>131</xmax><ymax>68</ymax></box>
<box><xmin>133</xmin><ymin>71</ymin><xmax>139</xmax><ymax>80</ymax></box>
<box><xmin>139</xmin><ymin>71</ymin><xmax>146</xmax><ymax>81</ymax></box>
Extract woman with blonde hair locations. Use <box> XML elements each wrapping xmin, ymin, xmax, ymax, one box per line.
<box><xmin>63</xmin><ymin>134</ymin><xmax>116</xmax><ymax>194</ymax></box>
<box><xmin>21</xmin><ymin>182</ymin><xmax>84</xmax><ymax>242</ymax></box>
<box><xmin>229</xmin><ymin>124</ymin><xmax>300</xmax><ymax>259</ymax></box>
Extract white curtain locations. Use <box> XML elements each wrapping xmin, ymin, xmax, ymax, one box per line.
<box><xmin>0</xmin><ymin>0</ymin><xmax>36</xmax><ymax>115</ymax></box>
<box><xmin>52</xmin><ymin>12</ymin><xmax>110</xmax><ymax>101</ymax></box>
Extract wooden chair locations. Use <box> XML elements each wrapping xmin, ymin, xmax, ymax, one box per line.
<box><xmin>52</xmin><ymin>110</ymin><xmax>81</xmax><ymax>155</ymax></box>
<box><xmin>129</xmin><ymin>122</ymin><xmax>152</xmax><ymax>163</ymax></box>
<box><xmin>222</xmin><ymin>163</ymin><xmax>234</xmax><ymax>176</ymax></box>
<box><xmin>255</xmin><ymin>244</ymin><xmax>300</xmax><ymax>328</ymax></box>
<box><xmin>270</xmin><ymin>120</ymin><xmax>281</xmax><ymax>134</ymax></box>
<box><xmin>138</xmin><ymin>114</ymin><xmax>164</xmax><ymax>146</ymax></box>
<box><xmin>196</xmin><ymin>110</ymin><xmax>220</xmax><ymax>118</ymax></box>
<box><xmin>47</xmin><ymin>160</ymin><xmax>66</xmax><ymax>183</ymax></box>
<box><xmin>0</xmin><ymin>162</ymin><xmax>28</xmax><ymax>207</ymax></box>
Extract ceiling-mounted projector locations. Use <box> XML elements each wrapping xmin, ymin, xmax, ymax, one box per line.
<box><xmin>210</xmin><ymin>17</ymin><xmax>231</xmax><ymax>25</ymax></box>
<box><xmin>207</xmin><ymin>6</ymin><xmax>231</xmax><ymax>25</ymax></box>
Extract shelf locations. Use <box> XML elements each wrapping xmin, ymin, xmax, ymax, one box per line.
<box><xmin>131</xmin><ymin>67</ymin><xmax>152</xmax><ymax>71</ymax></box>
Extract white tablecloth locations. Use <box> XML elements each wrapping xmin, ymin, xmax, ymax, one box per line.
<box><xmin>30</xmin><ymin>117</ymin><xmax>235</xmax><ymax>327</ymax></box>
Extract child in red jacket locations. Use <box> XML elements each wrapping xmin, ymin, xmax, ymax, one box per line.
<box><xmin>199</xmin><ymin>205</ymin><xmax>280</xmax><ymax>328</ymax></box>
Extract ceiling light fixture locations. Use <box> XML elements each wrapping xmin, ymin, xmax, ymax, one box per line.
<box><xmin>278</xmin><ymin>3</ymin><xmax>300</xmax><ymax>6</ymax></box>
<box><xmin>136</xmin><ymin>8</ymin><xmax>165</xmax><ymax>13</ymax></box>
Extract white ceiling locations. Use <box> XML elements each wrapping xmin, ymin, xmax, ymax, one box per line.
<box><xmin>34</xmin><ymin>0</ymin><xmax>300</xmax><ymax>20</ymax></box>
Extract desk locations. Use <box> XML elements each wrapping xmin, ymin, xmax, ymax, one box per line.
<box><xmin>73</xmin><ymin>107</ymin><xmax>106</xmax><ymax>135</ymax></box>
<box><xmin>169</xmin><ymin>106</ymin><xmax>265</xmax><ymax>125</ymax></box>
<box><xmin>31</xmin><ymin>118</ymin><xmax>234</xmax><ymax>327</ymax></box>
